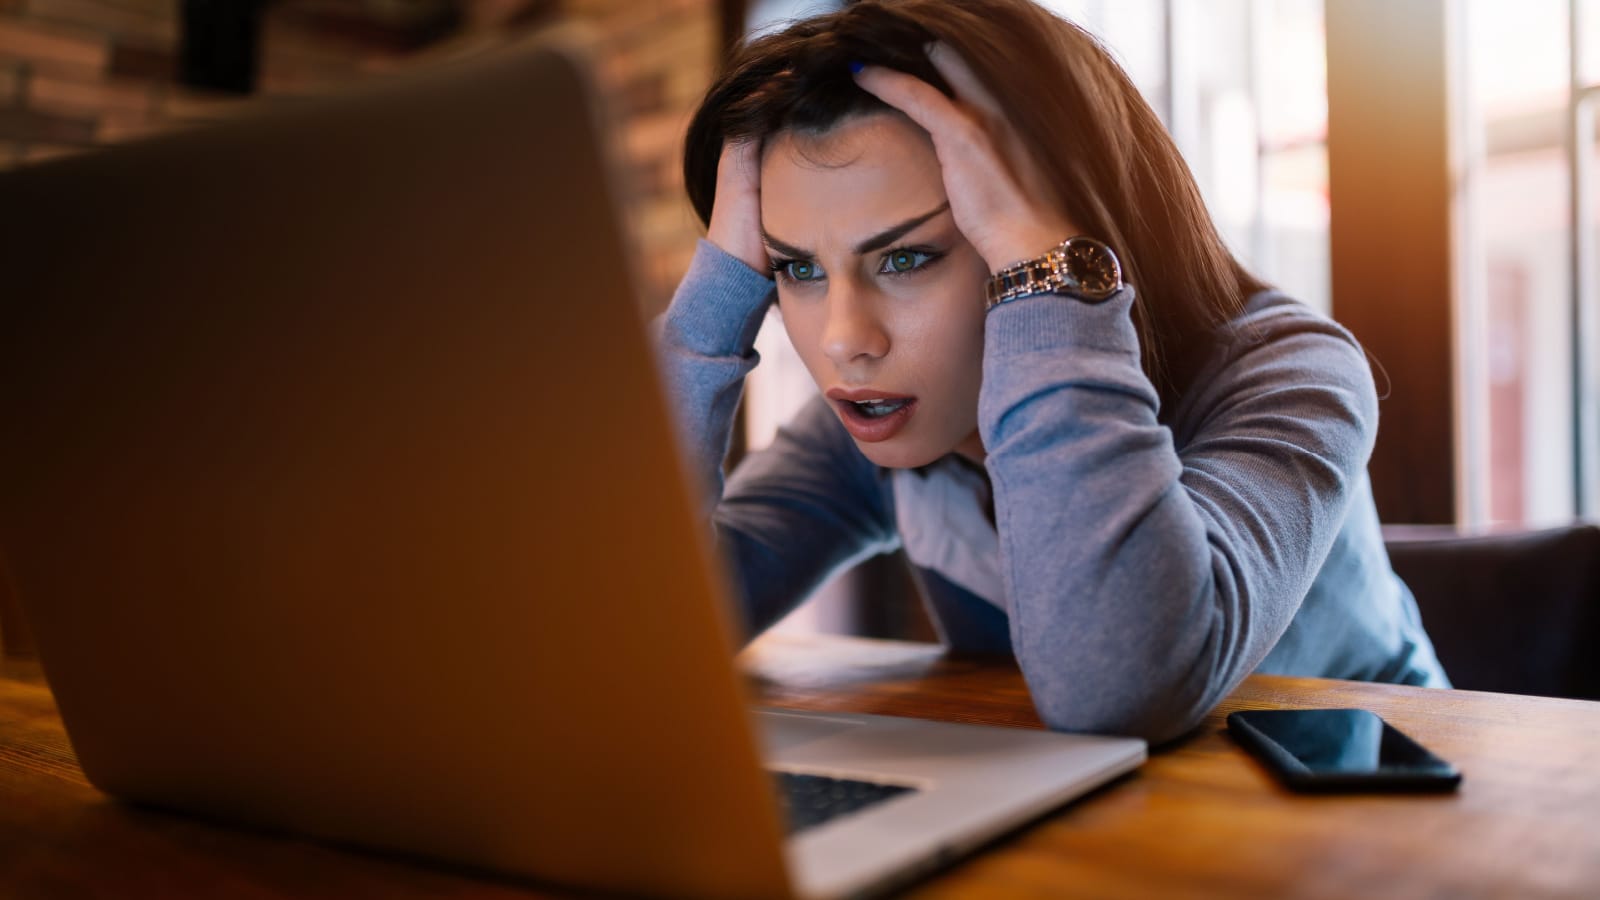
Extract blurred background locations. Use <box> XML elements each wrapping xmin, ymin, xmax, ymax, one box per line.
<box><xmin>1</xmin><ymin>0</ymin><xmax>1596</xmax><ymax>641</ymax></box>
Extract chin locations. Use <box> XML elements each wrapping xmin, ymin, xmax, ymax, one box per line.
<box><xmin>852</xmin><ymin>438</ymin><xmax>949</xmax><ymax>470</ymax></box>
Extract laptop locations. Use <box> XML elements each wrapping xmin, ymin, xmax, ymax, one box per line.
<box><xmin>0</xmin><ymin>28</ymin><xmax>1145</xmax><ymax>900</ymax></box>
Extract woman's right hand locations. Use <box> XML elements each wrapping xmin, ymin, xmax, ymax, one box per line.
<box><xmin>706</xmin><ymin>139</ymin><xmax>770</xmax><ymax>278</ymax></box>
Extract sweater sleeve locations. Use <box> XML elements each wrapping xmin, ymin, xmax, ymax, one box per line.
<box><xmin>979</xmin><ymin>289</ymin><xmax>1378</xmax><ymax>744</ymax></box>
<box><xmin>653</xmin><ymin>240</ymin><xmax>900</xmax><ymax>639</ymax></box>
<box><xmin>651</xmin><ymin>239</ymin><xmax>776</xmax><ymax>512</ymax></box>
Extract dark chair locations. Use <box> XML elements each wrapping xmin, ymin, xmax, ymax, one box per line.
<box><xmin>1384</xmin><ymin>523</ymin><xmax>1600</xmax><ymax>700</ymax></box>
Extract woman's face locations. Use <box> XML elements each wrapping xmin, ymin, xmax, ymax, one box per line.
<box><xmin>760</xmin><ymin>112</ymin><xmax>990</xmax><ymax>469</ymax></box>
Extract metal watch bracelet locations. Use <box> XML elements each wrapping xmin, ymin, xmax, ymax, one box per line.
<box><xmin>984</xmin><ymin>236</ymin><xmax>1122</xmax><ymax>309</ymax></box>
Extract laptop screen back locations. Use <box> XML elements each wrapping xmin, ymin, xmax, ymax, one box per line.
<box><xmin>0</xmin><ymin>32</ymin><xmax>791</xmax><ymax>900</ymax></box>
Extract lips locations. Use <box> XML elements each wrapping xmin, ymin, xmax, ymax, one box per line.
<box><xmin>825</xmin><ymin>387</ymin><xmax>918</xmax><ymax>443</ymax></box>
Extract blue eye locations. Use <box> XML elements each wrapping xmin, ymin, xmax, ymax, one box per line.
<box><xmin>771</xmin><ymin>258</ymin><xmax>823</xmax><ymax>283</ymax></box>
<box><xmin>881</xmin><ymin>249</ymin><xmax>937</xmax><ymax>275</ymax></box>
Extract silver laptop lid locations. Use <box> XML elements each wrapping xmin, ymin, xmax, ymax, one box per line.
<box><xmin>0</xmin><ymin>31</ymin><xmax>792</xmax><ymax>900</ymax></box>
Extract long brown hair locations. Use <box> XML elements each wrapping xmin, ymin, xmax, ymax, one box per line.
<box><xmin>683</xmin><ymin>0</ymin><xmax>1268</xmax><ymax>411</ymax></box>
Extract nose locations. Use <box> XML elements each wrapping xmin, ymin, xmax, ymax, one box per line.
<box><xmin>820</xmin><ymin>280</ymin><xmax>889</xmax><ymax>366</ymax></box>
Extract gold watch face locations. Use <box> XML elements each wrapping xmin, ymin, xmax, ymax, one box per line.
<box><xmin>1062</xmin><ymin>238</ymin><xmax>1122</xmax><ymax>301</ymax></box>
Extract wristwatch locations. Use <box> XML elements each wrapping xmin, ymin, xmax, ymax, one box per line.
<box><xmin>984</xmin><ymin>236</ymin><xmax>1123</xmax><ymax>309</ymax></box>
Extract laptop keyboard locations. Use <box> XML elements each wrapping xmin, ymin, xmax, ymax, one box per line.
<box><xmin>771</xmin><ymin>771</ymin><xmax>918</xmax><ymax>835</ymax></box>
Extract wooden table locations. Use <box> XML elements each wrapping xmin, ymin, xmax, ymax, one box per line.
<box><xmin>4</xmin><ymin>634</ymin><xmax>1598</xmax><ymax>898</ymax></box>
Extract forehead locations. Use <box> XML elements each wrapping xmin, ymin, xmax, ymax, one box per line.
<box><xmin>759</xmin><ymin>113</ymin><xmax>946</xmax><ymax>243</ymax></box>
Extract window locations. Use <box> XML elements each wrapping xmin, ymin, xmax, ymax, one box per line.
<box><xmin>1457</xmin><ymin>0</ymin><xmax>1599</xmax><ymax>526</ymax></box>
<box><xmin>1046</xmin><ymin>0</ymin><xmax>1330</xmax><ymax>313</ymax></box>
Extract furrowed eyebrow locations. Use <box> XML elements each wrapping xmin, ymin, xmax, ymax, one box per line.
<box><xmin>761</xmin><ymin>201</ymin><xmax>952</xmax><ymax>259</ymax></box>
<box><xmin>761</xmin><ymin>232</ymin><xmax>810</xmax><ymax>260</ymax></box>
<box><xmin>852</xmin><ymin>202</ymin><xmax>950</xmax><ymax>255</ymax></box>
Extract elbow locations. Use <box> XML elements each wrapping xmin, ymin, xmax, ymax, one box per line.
<box><xmin>1014</xmin><ymin>564</ymin><xmax>1247</xmax><ymax>745</ymax></box>
<box><xmin>1031</xmin><ymin>690</ymin><xmax>1212</xmax><ymax>746</ymax></box>
<box><xmin>1020</xmin><ymin>635</ymin><xmax>1229</xmax><ymax>745</ymax></box>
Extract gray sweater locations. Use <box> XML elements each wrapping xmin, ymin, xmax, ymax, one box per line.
<box><xmin>655</xmin><ymin>240</ymin><xmax>1448</xmax><ymax>743</ymax></box>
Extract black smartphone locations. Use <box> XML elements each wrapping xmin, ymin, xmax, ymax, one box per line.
<box><xmin>1226</xmin><ymin>708</ymin><xmax>1462</xmax><ymax>793</ymax></box>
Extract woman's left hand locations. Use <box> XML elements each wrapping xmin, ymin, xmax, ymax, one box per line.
<box><xmin>852</xmin><ymin>43</ymin><xmax>1075</xmax><ymax>276</ymax></box>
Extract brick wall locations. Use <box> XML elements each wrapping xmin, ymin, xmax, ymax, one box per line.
<box><xmin>571</xmin><ymin>0</ymin><xmax>717</xmax><ymax>300</ymax></box>
<box><xmin>0</xmin><ymin>0</ymin><xmax>718</xmax><ymax>305</ymax></box>
<box><xmin>0</xmin><ymin>1</ymin><xmax>378</xmax><ymax>166</ymax></box>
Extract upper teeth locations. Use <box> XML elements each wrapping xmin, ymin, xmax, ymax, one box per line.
<box><xmin>857</xmin><ymin>398</ymin><xmax>887</xmax><ymax>404</ymax></box>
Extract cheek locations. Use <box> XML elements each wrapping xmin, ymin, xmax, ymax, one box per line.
<box><xmin>891</xmin><ymin>283</ymin><xmax>986</xmax><ymax>373</ymax></box>
<box><xmin>776</xmin><ymin>303</ymin><xmax>828</xmax><ymax>375</ymax></box>
<box><xmin>940</xmin><ymin>268</ymin><xmax>990</xmax><ymax>385</ymax></box>
<box><xmin>940</xmin><ymin>316</ymin><xmax>987</xmax><ymax>399</ymax></box>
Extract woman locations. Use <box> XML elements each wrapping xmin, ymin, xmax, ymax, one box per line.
<box><xmin>654</xmin><ymin>0</ymin><xmax>1448</xmax><ymax>743</ymax></box>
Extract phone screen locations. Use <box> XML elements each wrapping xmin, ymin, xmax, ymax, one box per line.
<box><xmin>1227</xmin><ymin>708</ymin><xmax>1461</xmax><ymax>791</ymax></box>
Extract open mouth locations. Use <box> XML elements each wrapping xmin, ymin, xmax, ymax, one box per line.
<box><xmin>847</xmin><ymin>397</ymin><xmax>913</xmax><ymax>419</ymax></box>
<box><xmin>828</xmin><ymin>390</ymin><xmax>919</xmax><ymax>443</ymax></box>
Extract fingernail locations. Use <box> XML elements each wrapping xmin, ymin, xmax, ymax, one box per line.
<box><xmin>848</xmin><ymin>60</ymin><xmax>865</xmax><ymax>75</ymax></box>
